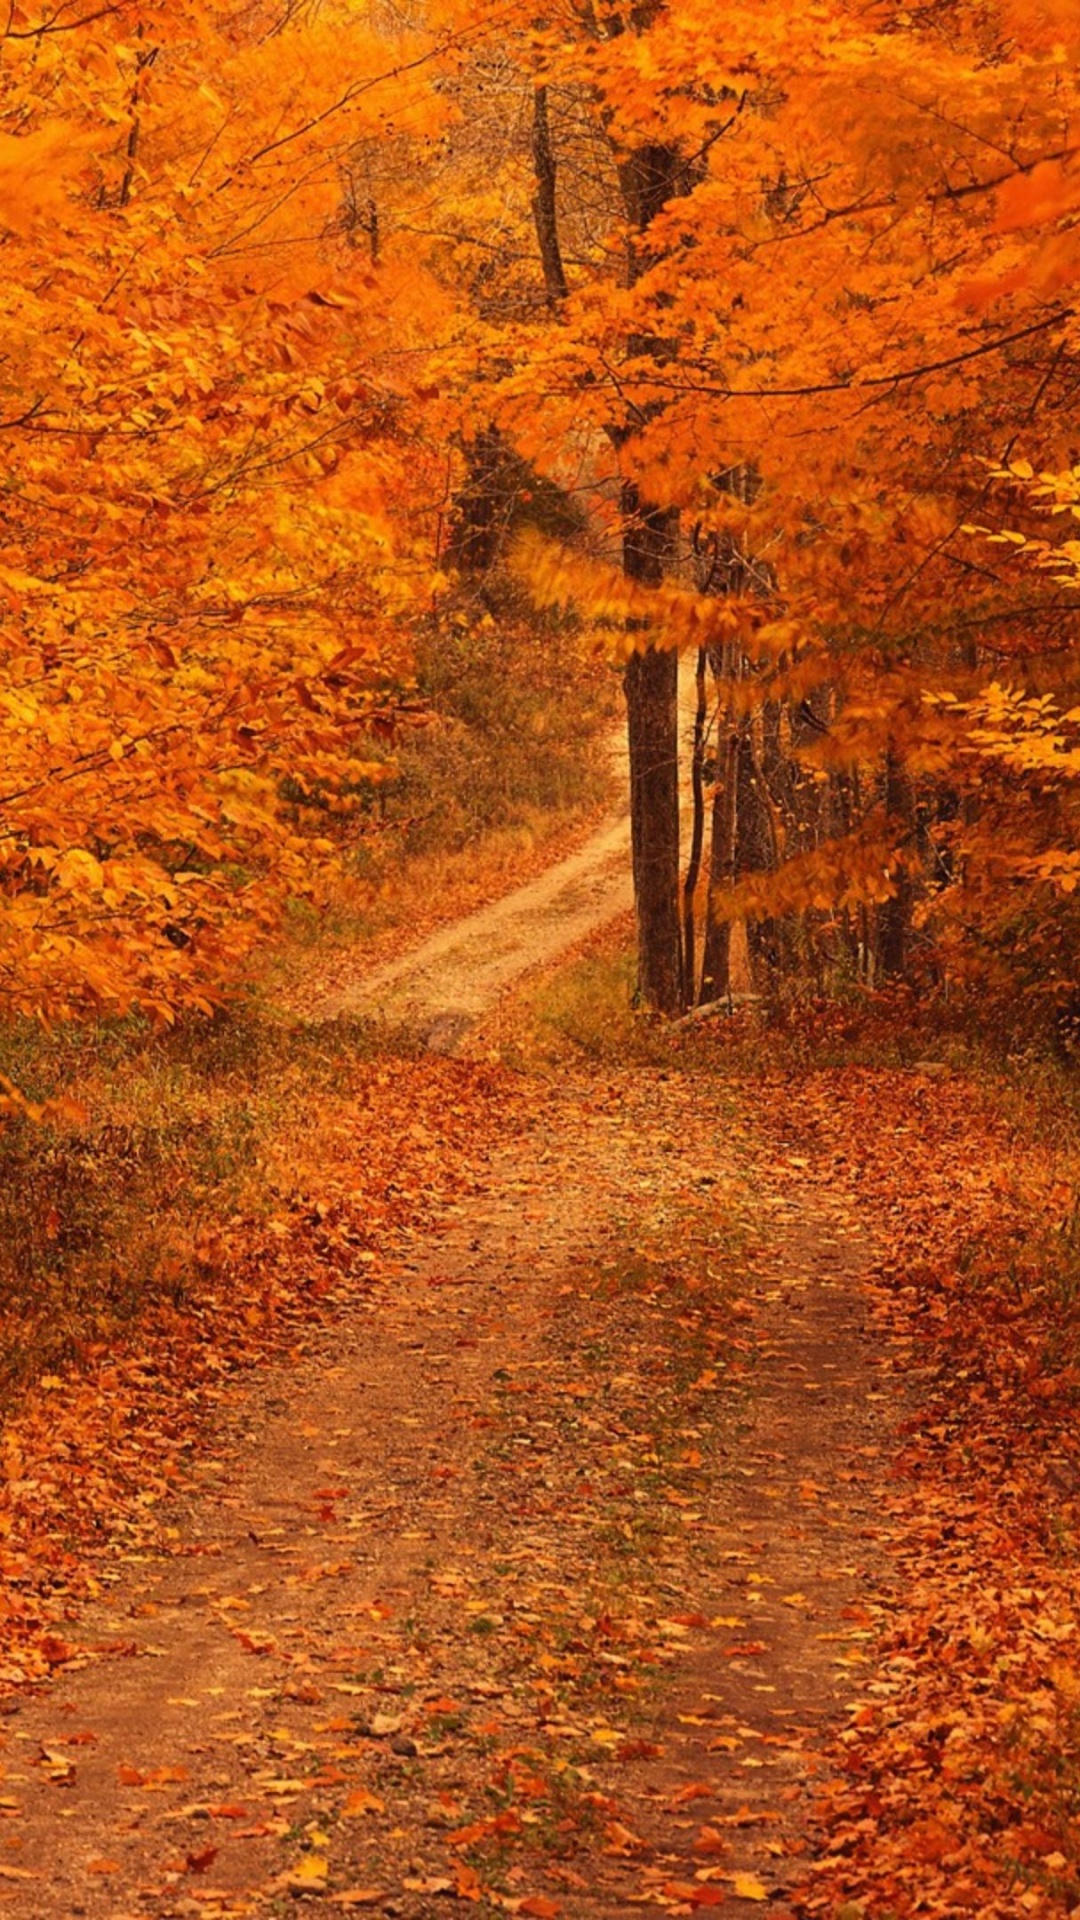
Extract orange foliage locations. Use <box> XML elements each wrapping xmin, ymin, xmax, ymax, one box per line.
<box><xmin>0</xmin><ymin>0</ymin><xmax>448</xmax><ymax>1022</ymax></box>
<box><xmin>6</xmin><ymin>0</ymin><xmax>1080</xmax><ymax>1013</ymax></box>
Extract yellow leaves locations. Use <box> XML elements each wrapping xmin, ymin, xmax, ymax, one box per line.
<box><xmin>285</xmin><ymin>1851</ymin><xmax>329</xmax><ymax>1893</ymax></box>
<box><xmin>730</xmin><ymin>1871</ymin><xmax>769</xmax><ymax>1900</ymax></box>
<box><xmin>0</xmin><ymin>690</ymin><xmax>39</xmax><ymax>727</ymax></box>
<box><xmin>55</xmin><ymin>849</ymin><xmax>105</xmax><ymax>893</ymax></box>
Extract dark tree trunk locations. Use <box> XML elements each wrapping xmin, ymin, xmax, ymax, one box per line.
<box><xmin>616</xmin><ymin>129</ymin><xmax>683</xmax><ymax>1012</ymax></box>
<box><xmin>625</xmin><ymin>648</ymin><xmax>681</xmax><ymax>1014</ymax></box>
<box><xmin>531</xmin><ymin>87</ymin><xmax>569</xmax><ymax>305</ymax></box>
<box><xmin>447</xmin><ymin>427</ymin><xmax>505</xmax><ymax>576</ymax></box>
<box><xmin>878</xmin><ymin>747</ymin><xmax>914</xmax><ymax>981</ymax></box>
<box><xmin>622</xmin><ymin>478</ymin><xmax>681</xmax><ymax>1013</ymax></box>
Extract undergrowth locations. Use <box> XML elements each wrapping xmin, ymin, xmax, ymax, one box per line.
<box><xmin>387</xmin><ymin>605</ymin><xmax>616</xmax><ymax>855</ymax></box>
<box><xmin>0</xmin><ymin>1009</ymin><xmax>401</xmax><ymax>1407</ymax></box>
<box><xmin>0</xmin><ymin>602</ymin><xmax>618</xmax><ymax>1405</ymax></box>
<box><xmin>269</xmin><ymin>600</ymin><xmax>620</xmax><ymax>979</ymax></box>
<box><xmin>505</xmin><ymin>921</ymin><xmax>1080</xmax><ymax>1132</ymax></box>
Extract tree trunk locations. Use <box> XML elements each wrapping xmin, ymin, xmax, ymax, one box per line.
<box><xmin>531</xmin><ymin>87</ymin><xmax>569</xmax><ymax>305</ymax></box>
<box><xmin>682</xmin><ymin>647</ymin><xmax>708</xmax><ymax>1003</ymax></box>
<box><xmin>878</xmin><ymin>747</ymin><xmax>913</xmax><ymax>981</ymax></box>
<box><xmin>446</xmin><ymin>427</ymin><xmax>505</xmax><ymax>576</ymax></box>
<box><xmin>623</xmin><ymin>478</ymin><xmax>681</xmax><ymax>1013</ymax></box>
<box><xmin>617</xmin><ymin>129</ymin><xmax>683</xmax><ymax>1012</ymax></box>
<box><xmin>625</xmin><ymin>648</ymin><xmax>681</xmax><ymax>1014</ymax></box>
<box><xmin>700</xmin><ymin>710</ymin><xmax>738</xmax><ymax>1006</ymax></box>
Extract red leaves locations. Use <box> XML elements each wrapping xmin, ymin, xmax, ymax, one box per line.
<box><xmin>616</xmin><ymin>1738</ymin><xmax>664</xmax><ymax>1763</ymax></box>
<box><xmin>447</xmin><ymin>1810</ymin><xmax>522</xmax><ymax>1848</ymax></box>
<box><xmin>35</xmin><ymin>1634</ymin><xmax>75</xmax><ymax>1668</ymax></box>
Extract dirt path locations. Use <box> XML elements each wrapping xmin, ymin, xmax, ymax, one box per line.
<box><xmin>316</xmin><ymin>813</ymin><xmax>633</xmax><ymax>1045</ymax></box>
<box><xmin>308</xmin><ymin>665</ymin><xmax>743</xmax><ymax>1044</ymax></box>
<box><xmin>0</xmin><ymin>1064</ymin><xmax>901</xmax><ymax>1918</ymax></box>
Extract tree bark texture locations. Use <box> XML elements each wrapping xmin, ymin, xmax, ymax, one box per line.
<box><xmin>625</xmin><ymin>645</ymin><xmax>682</xmax><ymax>1015</ymax></box>
<box><xmin>682</xmin><ymin>647</ymin><xmax>708</xmax><ymax>1001</ymax></box>
<box><xmin>878</xmin><ymin>747</ymin><xmax>914</xmax><ymax>981</ymax></box>
<box><xmin>700</xmin><ymin>713</ymin><xmax>738</xmax><ymax>1006</ymax></box>
<box><xmin>617</xmin><ymin>130</ymin><xmax>684</xmax><ymax>1013</ymax></box>
<box><xmin>531</xmin><ymin>87</ymin><xmax>569</xmax><ymax>305</ymax></box>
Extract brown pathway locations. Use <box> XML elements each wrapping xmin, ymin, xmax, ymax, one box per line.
<box><xmin>0</xmin><ymin>1068</ymin><xmax>898</xmax><ymax>1918</ymax></box>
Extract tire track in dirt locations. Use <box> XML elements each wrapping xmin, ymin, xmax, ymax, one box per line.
<box><xmin>309</xmin><ymin>661</ymin><xmax>723</xmax><ymax>1044</ymax></box>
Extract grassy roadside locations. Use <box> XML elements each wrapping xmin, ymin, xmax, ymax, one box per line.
<box><xmin>0</xmin><ymin>1011</ymin><xmax>386</xmax><ymax>1407</ymax></box>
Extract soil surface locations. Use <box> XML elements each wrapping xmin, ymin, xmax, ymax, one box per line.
<box><xmin>0</xmin><ymin>816</ymin><xmax>913</xmax><ymax>1918</ymax></box>
<box><xmin>0</xmin><ymin>1058</ymin><xmax>901</xmax><ymax>1919</ymax></box>
<box><xmin>310</xmin><ymin>681</ymin><xmax>747</xmax><ymax>1048</ymax></box>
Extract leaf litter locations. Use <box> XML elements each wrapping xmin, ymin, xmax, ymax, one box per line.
<box><xmin>0</xmin><ymin>1045</ymin><xmax>1070</xmax><ymax>1915</ymax></box>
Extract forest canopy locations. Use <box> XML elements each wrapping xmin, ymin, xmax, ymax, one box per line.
<box><xmin>3</xmin><ymin>0</ymin><xmax>1080</xmax><ymax>1029</ymax></box>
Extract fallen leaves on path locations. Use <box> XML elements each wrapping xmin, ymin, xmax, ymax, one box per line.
<box><xmin>0</xmin><ymin>1058</ymin><xmax>524</xmax><ymax>1691</ymax></box>
<box><xmin>0</xmin><ymin>1037</ymin><xmax>1077</xmax><ymax>1919</ymax></box>
<box><xmin>748</xmin><ymin>1062</ymin><xmax>1080</xmax><ymax>1919</ymax></box>
<box><xmin>0</xmin><ymin>1064</ymin><xmax>882</xmax><ymax>1916</ymax></box>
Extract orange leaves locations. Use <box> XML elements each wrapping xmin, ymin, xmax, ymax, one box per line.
<box><xmin>0</xmin><ymin>0</ymin><xmax>453</xmax><ymax>1034</ymax></box>
<box><xmin>659</xmin><ymin>1883</ymin><xmax>727</xmax><ymax>1909</ymax></box>
<box><xmin>748</xmin><ymin>1066</ymin><xmax>1080</xmax><ymax>1918</ymax></box>
<box><xmin>0</xmin><ymin>122</ymin><xmax>94</xmax><ymax>235</ymax></box>
<box><xmin>115</xmin><ymin>1764</ymin><xmax>190</xmax><ymax>1790</ymax></box>
<box><xmin>446</xmin><ymin>1809</ymin><xmax>522</xmax><ymax>1848</ymax></box>
<box><xmin>341</xmin><ymin>1788</ymin><xmax>385</xmax><ymax>1818</ymax></box>
<box><xmin>423</xmin><ymin>0</ymin><xmax>1080</xmax><ymax>1003</ymax></box>
<box><xmin>995</xmin><ymin>159</ymin><xmax>1080</xmax><ymax>234</ymax></box>
<box><xmin>515</xmin><ymin>531</ymin><xmax>747</xmax><ymax>663</ymax></box>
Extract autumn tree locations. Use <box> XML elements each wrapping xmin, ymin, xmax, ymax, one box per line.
<box><xmin>9</xmin><ymin>0</ymin><xmax>1080</xmax><ymax>1037</ymax></box>
<box><xmin>418</xmin><ymin>0</ymin><xmax>1080</xmax><ymax>1012</ymax></box>
<box><xmin>0</xmin><ymin>0</ymin><xmax>458</xmax><ymax>1029</ymax></box>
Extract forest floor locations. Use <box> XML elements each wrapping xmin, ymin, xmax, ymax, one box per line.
<box><xmin>0</xmin><ymin>859</ymin><xmax>1076</xmax><ymax>1917</ymax></box>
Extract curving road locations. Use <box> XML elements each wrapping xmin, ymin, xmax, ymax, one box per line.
<box><xmin>319</xmin><ymin>728</ymin><xmax>634</xmax><ymax>1046</ymax></box>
